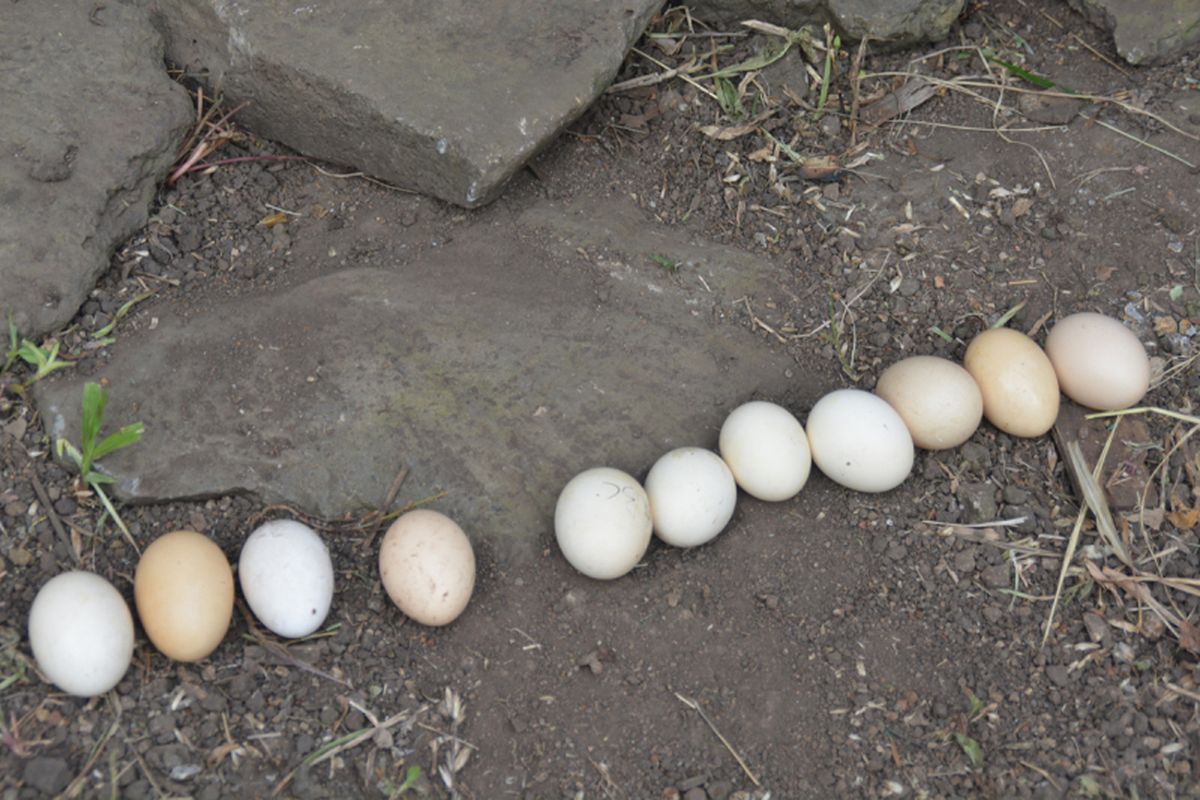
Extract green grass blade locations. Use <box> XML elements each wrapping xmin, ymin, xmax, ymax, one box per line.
<box><xmin>91</xmin><ymin>422</ymin><xmax>145</xmax><ymax>461</ymax></box>
<box><xmin>81</xmin><ymin>383</ymin><xmax>108</xmax><ymax>454</ymax></box>
<box><xmin>954</xmin><ymin>732</ymin><xmax>984</xmax><ymax>768</ymax></box>
<box><xmin>92</xmin><ymin>292</ymin><xmax>154</xmax><ymax>340</ymax></box>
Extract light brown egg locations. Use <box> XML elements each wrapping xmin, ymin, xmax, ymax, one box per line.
<box><xmin>963</xmin><ymin>328</ymin><xmax>1060</xmax><ymax>438</ymax></box>
<box><xmin>1045</xmin><ymin>312</ymin><xmax>1150</xmax><ymax>411</ymax></box>
<box><xmin>134</xmin><ymin>530</ymin><xmax>233</xmax><ymax>662</ymax></box>
<box><xmin>379</xmin><ymin>509</ymin><xmax>475</xmax><ymax>626</ymax></box>
<box><xmin>875</xmin><ymin>356</ymin><xmax>983</xmax><ymax>450</ymax></box>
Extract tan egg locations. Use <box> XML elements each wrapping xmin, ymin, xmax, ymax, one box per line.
<box><xmin>1045</xmin><ymin>312</ymin><xmax>1150</xmax><ymax>411</ymax></box>
<box><xmin>134</xmin><ymin>531</ymin><xmax>233</xmax><ymax>662</ymax></box>
<box><xmin>964</xmin><ymin>328</ymin><xmax>1060</xmax><ymax>438</ymax></box>
<box><xmin>876</xmin><ymin>356</ymin><xmax>983</xmax><ymax>450</ymax></box>
<box><xmin>379</xmin><ymin>509</ymin><xmax>475</xmax><ymax>626</ymax></box>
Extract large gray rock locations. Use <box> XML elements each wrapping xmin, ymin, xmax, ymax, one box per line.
<box><xmin>0</xmin><ymin>1</ymin><xmax>191</xmax><ymax>340</ymax></box>
<box><xmin>1066</xmin><ymin>0</ymin><xmax>1200</xmax><ymax>65</ymax></box>
<box><xmin>151</xmin><ymin>0</ymin><xmax>663</xmax><ymax>208</ymax></box>
<box><xmin>685</xmin><ymin>0</ymin><xmax>963</xmax><ymax>46</ymax></box>
<box><xmin>36</xmin><ymin>200</ymin><xmax>797</xmax><ymax>548</ymax></box>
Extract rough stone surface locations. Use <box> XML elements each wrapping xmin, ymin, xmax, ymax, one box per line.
<box><xmin>151</xmin><ymin>0</ymin><xmax>662</xmax><ymax>208</ymax></box>
<box><xmin>35</xmin><ymin>200</ymin><xmax>795</xmax><ymax>547</ymax></box>
<box><xmin>0</xmin><ymin>1</ymin><xmax>191</xmax><ymax>339</ymax></box>
<box><xmin>683</xmin><ymin>0</ymin><xmax>964</xmax><ymax>45</ymax></box>
<box><xmin>1067</xmin><ymin>0</ymin><xmax>1200</xmax><ymax>65</ymax></box>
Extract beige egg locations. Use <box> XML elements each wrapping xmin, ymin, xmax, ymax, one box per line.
<box><xmin>963</xmin><ymin>328</ymin><xmax>1060</xmax><ymax>438</ymax></box>
<box><xmin>876</xmin><ymin>356</ymin><xmax>983</xmax><ymax>450</ymax></box>
<box><xmin>379</xmin><ymin>509</ymin><xmax>475</xmax><ymax>626</ymax></box>
<box><xmin>1045</xmin><ymin>312</ymin><xmax>1149</xmax><ymax>411</ymax></box>
<box><xmin>134</xmin><ymin>531</ymin><xmax>233</xmax><ymax>662</ymax></box>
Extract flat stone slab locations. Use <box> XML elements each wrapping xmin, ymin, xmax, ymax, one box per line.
<box><xmin>1067</xmin><ymin>0</ymin><xmax>1199</xmax><ymax>65</ymax></box>
<box><xmin>36</xmin><ymin>200</ymin><xmax>794</xmax><ymax>548</ymax></box>
<box><xmin>684</xmin><ymin>0</ymin><xmax>963</xmax><ymax>45</ymax></box>
<box><xmin>153</xmin><ymin>0</ymin><xmax>662</xmax><ymax>208</ymax></box>
<box><xmin>0</xmin><ymin>1</ymin><xmax>192</xmax><ymax>339</ymax></box>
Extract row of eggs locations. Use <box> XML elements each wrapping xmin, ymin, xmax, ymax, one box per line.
<box><xmin>28</xmin><ymin>509</ymin><xmax>476</xmax><ymax>697</ymax></box>
<box><xmin>554</xmin><ymin>312</ymin><xmax>1151</xmax><ymax>580</ymax></box>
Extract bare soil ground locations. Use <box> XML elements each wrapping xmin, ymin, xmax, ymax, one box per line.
<box><xmin>4</xmin><ymin>1</ymin><xmax>1200</xmax><ymax>798</ymax></box>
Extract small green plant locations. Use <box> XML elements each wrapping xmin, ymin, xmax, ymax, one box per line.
<box><xmin>56</xmin><ymin>383</ymin><xmax>144</xmax><ymax>548</ymax></box>
<box><xmin>390</xmin><ymin>765</ymin><xmax>424</xmax><ymax>797</ymax></box>
<box><xmin>650</xmin><ymin>253</ymin><xmax>679</xmax><ymax>273</ymax></box>
<box><xmin>4</xmin><ymin>314</ymin><xmax>75</xmax><ymax>390</ymax></box>
<box><xmin>815</xmin><ymin>27</ymin><xmax>841</xmax><ymax>117</ymax></box>
<box><xmin>715</xmin><ymin>77</ymin><xmax>745</xmax><ymax>120</ymax></box>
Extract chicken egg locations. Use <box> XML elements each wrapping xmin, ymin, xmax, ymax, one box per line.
<box><xmin>28</xmin><ymin>571</ymin><xmax>134</xmax><ymax>696</ymax></box>
<box><xmin>963</xmin><ymin>328</ymin><xmax>1059</xmax><ymax>438</ymax></box>
<box><xmin>555</xmin><ymin>467</ymin><xmax>652</xmax><ymax>580</ymax></box>
<box><xmin>1045</xmin><ymin>312</ymin><xmax>1150</xmax><ymax>411</ymax></box>
<box><xmin>875</xmin><ymin>356</ymin><xmax>983</xmax><ymax>450</ymax></box>
<box><xmin>239</xmin><ymin>520</ymin><xmax>334</xmax><ymax>639</ymax></box>
<box><xmin>134</xmin><ymin>530</ymin><xmax>234</xmax><ymax>662</ymax></box>
<box><xmin>806</xmin><ymin>389</ymin><xmax>914</xmax><ymax>493</ymax></box>
<box><xmin>645</xmin><ymin>447</ymin><xmax>737</xmax><ymax>548</ymax></box>
<box><xmin>718</xmin><ymin>401</ymin><xmax>811</xmax><ymax>501</ymax></box>
<box><xmin>379</xmin><ymin>509</ymin><xmax>475</xmax><ymax>626</ymax></box>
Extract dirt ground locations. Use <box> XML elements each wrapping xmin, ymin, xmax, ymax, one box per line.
<box><xmin>4</xmin><ymin>1</ymin><xmax>1200</xmax><ymax>797</ymax></box>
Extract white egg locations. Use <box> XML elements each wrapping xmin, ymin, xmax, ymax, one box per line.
<box><xmin>719</xmin><ymin>401</ymin><xmax>812</xmax><ymax>501</ymax></box>
<box><xmin>555</xmin><ymin>467</ymin><xmax>652</xmax><ymax>580</ymax></box>
<box><xmin>806</xmin><ymin>389</ymin><xmax>914</xmax><ymax>493</ymax></box>
<box><xmin>239</xmin><ymin>520</ymin><xmax>334</xmax><ymax>638</ymax></box>
<box><xmin>645</xmin><ymin>447</ymin><xmax>737</xmax><ymax>548</ymax></box>
<box><xmin>28</xmin><ymin>571</ymin><xmax>134</xmax><ymax>696</ymax></box>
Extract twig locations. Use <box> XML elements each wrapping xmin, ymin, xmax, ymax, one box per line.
<box><xmin>848</xmin><ymin>37</ymin><xmax>869</xmax><ymax>146</ymax></box>
<box><xmin>237</xmin><ymin>601</ymin><xmax>350</xmax><ymax>687</ymax></box>
<box><xmin>674</xmin><ymin>692</ymin><xmax>761</xmax><ymax>786</ymax></box>
<box><xmin>630</xmin><ymin>47</ymin><xmax>719</xmax><ymax>101</ymax></box>
<box><xmin>28</xmin><ymin>472</ymin><xmax>76</xmax><ymax>566</ymax></box>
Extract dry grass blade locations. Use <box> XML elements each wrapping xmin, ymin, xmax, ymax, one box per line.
<box><xmin>1061</xmin><ymin>439</ymin><xmax>1130</xmax><ymax>566</ymax></box>
<box><xmin>675</xmin><ymin>692</ymin><xmax>761</xmax><ymax>786</ymax></box>
<box><xmin>1042</xmin><ymin>419</ymin><xmax>1120</xmax><ymax>646</ymax></box>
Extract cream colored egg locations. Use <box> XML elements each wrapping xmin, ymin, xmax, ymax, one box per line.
<box><xmin>135</xmin><ymin>531</ymin><xmax>233</xmax><ymax>662</ymax></box>
<box><xmin>963</xmin><ymin>328</ymin><xmax>1060</xmax><ymax>438</ymax></box>
<box><xmin>29</xmin><ymin>571</ymin><xmax>134</xmax><ymax>696</ymax></box>
<box><xmin>718</xmin><ymin>401</ymin><xmax>811</xmax><ymax>501</ymax></box>
<box><xmin>379</xmin><ymin>510</ymin><xmax>476</xmax><ymax>626</ymax></box>
<box><xmin>875</xmin><ymin>356</ymin><xmax>983</xmax><ymax>450</ymax></box>
<box><xmin>645</xmin><ymin>447</ymin><xmax>737</xmax><ymax>548</ymax></box>
<box><xmin>555</xmin><ymin>467</ymin><xmax>652</xmax><ymax>580</ymax></box>
<box><xmin>1045</xmin><ymin>312</ymin><xmax>1149</xmax><ymax>411</ymax></box>
<box><xmin>806</xmin><ymin>389</ymin><xmax>914</xmax><ymax>493</ymax></box>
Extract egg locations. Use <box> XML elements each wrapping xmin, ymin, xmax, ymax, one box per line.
<box><xmin>645</xmin><ymin>447</ymin><xmax>737</xmax><ymax>548</ymax></box>
<box><xmin>135</xmin><ymin>530</ymin><xmax>234</xmax><ymax>662</ymax></box>
<box><xmin>718</xmin><ymin>401</ymin><xmax>812</xmax><ymax>501</ymax></box>
<box><xmin>555</xmin><ymin>467</ymin><xmax>652</xmax><ymax>579</ymax></box>
<box><xmin>1045</xmin><ymin>312</ymin><xmax>1150</xmax><ymax>411</ymax></box>
<box><xmin>239</xmin><ymin>520</ymin><xmax>334</xmax><ymax>638</ymax></box>
<box><xmin>963</xmin><ymin>327</ymin><xmax>1060</xmax><ymax>437</ymax></box>
<box><xmin>806</xmin><ymin>389</ymin><xmax>914</xmax><ymax>493</ymax></box>
<box><xmin>28</xmin><ymin>571</ymin><xmax>133</xmax><ymax>696</ymax></box>
<box><xmin>875</xmin><ymin>356</ymin><xmax>983</xmax><ymax>450</ymax></box>
<box><xmin>379</xmin><ymin>509</ymin><xmax>475</xmax><ymax>626</ymax></box>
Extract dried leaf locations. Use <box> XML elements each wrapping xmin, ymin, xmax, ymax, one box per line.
<box><xmin>1179</xmin><ymin>619</ymin><xmax>1200</xmax><ymax>654</ymax></box>
<box><xmin>1167</xmin><ymin>507</ymin><xmax>1200</xmax><ymax>530</ymax></box>
<box><xmin>698</xmin><ymin>110</ymin><xmax>776</xmax><ymax>141</ymax></box>
<box><xmin>259</xmin><ymin>212</ymin><xmax>288</xmax><ymax>228</ymax></box>
<box><xmin>859</xmin><ymin>78</ymin><xmax>936</xmax><ymax>127</ymax></box>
